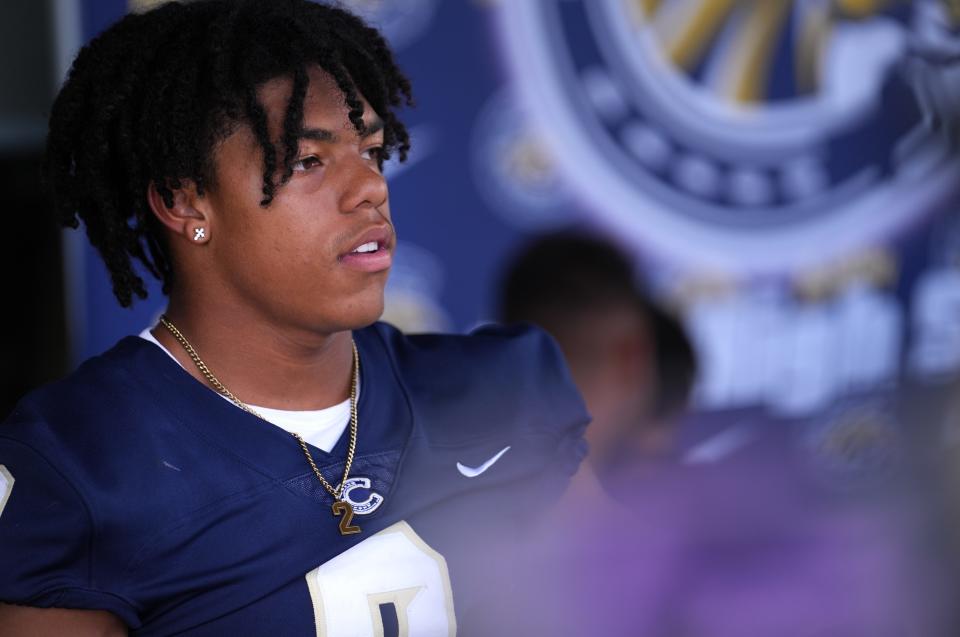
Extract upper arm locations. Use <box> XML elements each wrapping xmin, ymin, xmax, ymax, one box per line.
<box><xmin>0</xmin><ymin>436</ymin><xmax>139</xmax><ymax>627</ymax></box>
<box><xmin>0</xmin><ymin>603</ymin><xmax>127</xmax><ymax>637</ymax></box>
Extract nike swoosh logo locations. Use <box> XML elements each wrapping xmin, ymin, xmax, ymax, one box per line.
<box><xmin>457</xmin><ymin>446</ymin><xmax>511</xmax><ymax>478</ymax></box>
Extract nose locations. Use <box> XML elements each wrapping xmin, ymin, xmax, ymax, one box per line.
<box><xmin>340</xmin><ymin>158</ymin><xmax>388</xmax><ymax>213</ymax></box>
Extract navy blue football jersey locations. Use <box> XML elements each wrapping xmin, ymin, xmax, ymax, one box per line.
<box><xmin>0</xmin><ymin>322</ymin><xmax>588</xmax><ymax>635</ymax></box>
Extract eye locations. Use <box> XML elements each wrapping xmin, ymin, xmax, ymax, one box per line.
<box><xmin>292</xmin><ymin>155</ymin><xmax>323</xmax><ymax>172</ymax></box>
<box><xmin>361</xmin><ymin>146</ymin><xmax>387</xmax><ymax>165</ymax></box>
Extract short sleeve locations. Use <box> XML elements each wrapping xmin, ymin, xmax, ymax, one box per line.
<box><xmin>382</xmin><ymin>320</ymin><xmax>592</xmax><ymax>475</ymax></box>
<box><xmin>473</xmin><ymin>323</ymin><xmax>591</xmax><ymax>470</ymax></box>
<box><xmin>523</xmin><ymin>326</ymin><xmax>591</xmax><ymax>476</ymax></box>
<box><xmin>0</xmin><ymin>433</ymin><xmax>138</xmax><ymax>626</ymax></box>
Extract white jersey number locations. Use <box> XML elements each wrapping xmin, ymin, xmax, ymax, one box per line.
<box><xmin>306</xmin><ymin>521</ymin><xmax>456</xmax><ymax>637</ymax></box>
<box><xmin>0</xmin><ymin>465</ymin><xmax>13</xmax><ymax>520</ymax></box>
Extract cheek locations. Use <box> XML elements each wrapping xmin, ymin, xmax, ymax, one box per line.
<box><xmin>262</xmin><ymin>222</ymin><xmax>329</xmax><ymax>277</ymax></box>
<box><xmin>259</xmin><ymin>214</ymin><xmax>343</xmax><ymax>289</ymax></box>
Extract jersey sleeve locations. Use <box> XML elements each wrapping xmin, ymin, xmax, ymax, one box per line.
<box><xmin>509</xmin><ymin>323</ymin><xmax>590</xmax><ymax>477</ymax></box>
<box><xmin>472</xmin><ymin>322</ymin><xmax>591</xmax><ymax>458</ymax></box>
<box><xmin>378</xmin><ymin>321</ymin><xmax>592</xmax><ymax>476</ymax></box>
<box><xmin>0</xmin><ymin>414</ymin><xmax>139</xmax><ymax>627</ymax></box>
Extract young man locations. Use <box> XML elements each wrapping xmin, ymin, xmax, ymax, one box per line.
<box><xmin>0</xmin><ymin>1</ymin><xmax>588</xmax><ymax>634</ymax></box>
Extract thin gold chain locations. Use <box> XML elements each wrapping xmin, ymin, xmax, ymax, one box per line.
<box><xmin>159</xmin><ymin>315</ymin><xmax>358</xmax><ymax>501</ymax></box>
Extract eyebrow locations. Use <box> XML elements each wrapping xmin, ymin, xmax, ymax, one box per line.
<box><xmin>298</xmin><ymin>117</ymin><xmax>385</xmax><ymax>143</ymax></box>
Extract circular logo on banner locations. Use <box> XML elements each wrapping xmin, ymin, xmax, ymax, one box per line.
<box><xmin>471</xmin><ymin>89</ymin><xmax>575</xmax><ymax>230</ymax></box>
<box><xmin>497</xmin><ymin>0</ymin><xmax>960</xmax><ymax>273</ymax></box>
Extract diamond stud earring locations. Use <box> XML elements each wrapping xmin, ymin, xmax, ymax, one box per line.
<box><xmin>193</xmin><ymin>227</ymin><xmax>206</xmax><ymax>242</ymax></box>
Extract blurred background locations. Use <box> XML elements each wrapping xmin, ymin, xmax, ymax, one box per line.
<box><xmin>5</xmin><ymin>0</ymin><xmax>960</xmax><ymax>634</ymax></box>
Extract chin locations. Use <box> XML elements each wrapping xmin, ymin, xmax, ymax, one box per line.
<box><xmin>341</xmin><ymin>290</ymin><xmax>386</xmax><ymax>331</ymax></box>
<box><xmin>354</xmin><ymin>303</ymin><xmax>385</xmax><ymax>329</ymax></box>
<box><xmin>310</xmin><ymin>278</ymin><xmax>387</xmax><ymax>332</ymax></box>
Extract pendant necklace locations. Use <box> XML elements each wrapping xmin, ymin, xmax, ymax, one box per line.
<box><xmin>159</xmin><ymin>315</ymin><xmax>363</xmax><ymax>535</ymax></box>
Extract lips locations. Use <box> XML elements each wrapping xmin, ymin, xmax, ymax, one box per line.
<box><xmin>339</xmin><ymin>225</ymin><xmax>394</xmax><ymax>273</ymax></box>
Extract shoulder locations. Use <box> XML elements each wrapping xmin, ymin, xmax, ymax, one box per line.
<box><xmin>368</xmin><ymin>320</ymin><xmax>563</xmax><ymax>365</ymax></box>
<box><xmin>0</xmin><ymin>335</ymin><xmax>189</xmax><ymax>526</ymax></box>
<box><xmin>2</xmin><ymin>336</ymin><xmax>162</xmax><ymax>452</ymax></box>
<box><xmin>8</xmin><ymin>336</ymin><xmax>154</xmax><ymax>412</ymax></box>
<box><xmin>364</xmin><ymin>321</ymin><xmax>579</xmax><ymax>403</ymax></box>
<box><xmin>359</xmin><ymin>322</ymin><xmax>589</xmax><ymax>442</ymax></box>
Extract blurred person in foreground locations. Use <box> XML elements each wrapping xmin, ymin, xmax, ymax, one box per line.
<box><xmin>497</xmin><ymin>232</ymin><xmax>949</xmax><ymax>636</ymax></box>
<box><xmin>0</xmin><ymin>2</ymin><xmax>591</xmax><ymax>634</ymax></box>
<box><xmin>499</xmin><ymin>232</ymin><xmax>696</xmax><ymax>485</ymax></box>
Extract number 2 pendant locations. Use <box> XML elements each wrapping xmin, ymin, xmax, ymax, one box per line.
<box><xmin>332</xmin><ymin>500</ymin><xmax>361</xmax><ymax>535</ymax></box>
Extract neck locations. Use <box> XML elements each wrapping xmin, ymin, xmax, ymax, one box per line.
<box><xmin>155</xmin><ymin>294</ymin><xmax>355</xmax><ymax>411</ymax></box>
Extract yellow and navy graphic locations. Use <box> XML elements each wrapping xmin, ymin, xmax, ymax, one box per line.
<box><xmin>635</xmin><ymin>0</ymin><xmax>924</xmax><ymax>102</ymax></box>
<box><xmin>499</xmin><ymin>0</ymin><xmax>960</xmax><ymax>271</ymax></box>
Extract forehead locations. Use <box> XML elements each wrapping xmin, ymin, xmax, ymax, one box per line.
<box><xmin>258</xmin><ymin>65</ymin><xmax>375</xmax><ymax>135</ymax></box>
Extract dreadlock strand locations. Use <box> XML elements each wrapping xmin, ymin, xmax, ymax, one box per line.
<box><xmin>278</xmin><ymin>62</ymin><xmax>309</xmax><ymax>187</ymax></box>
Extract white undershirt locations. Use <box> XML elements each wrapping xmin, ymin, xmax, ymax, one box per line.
<box><xmin>139</xmin><ymin>328</ymin><xmax>353</xmax><ymax>453</ymax></box>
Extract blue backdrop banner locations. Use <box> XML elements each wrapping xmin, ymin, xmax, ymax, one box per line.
<box><xmin>70</xmin><ymin>1</ymin><xmax>960</xmax><ymax>458</ymax></box>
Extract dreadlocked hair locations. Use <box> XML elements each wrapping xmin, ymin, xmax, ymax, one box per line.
<box><xmin>44</xmin><ymin>0</ymin><xmax>414</xmax><ymax>306</ymax></box>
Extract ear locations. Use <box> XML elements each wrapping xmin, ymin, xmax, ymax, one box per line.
<box><xmin>147</xmin><ymin>180</ymin><xmax>212</xmax><ymax>245</ymax></box>
<box><xmin>613</xmin><ymin>327</ymin><xmax>652</xmax><ymax>387</ymax></box>
<box><xmin>606</xmin><ymin>323</ymin><xmax>656</xmax><ymax>421</ymax></box>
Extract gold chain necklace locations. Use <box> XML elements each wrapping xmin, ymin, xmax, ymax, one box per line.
<box><xmin>159</xmin><ymin>315</ymin><xmax>363</xmax><ymax>535</ymax></box>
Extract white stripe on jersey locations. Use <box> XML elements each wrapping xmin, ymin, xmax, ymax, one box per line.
<box><xmin>0</xmin><ymin>465</ymin><xmax>14</xmax><ymax>519</ymax></box>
